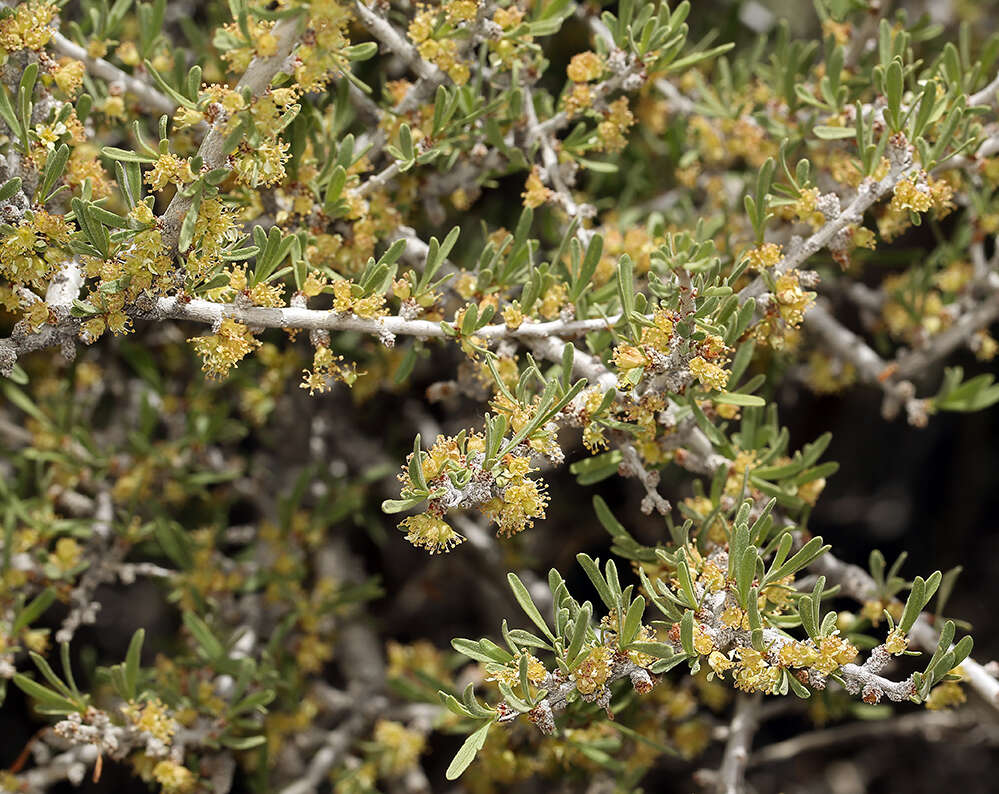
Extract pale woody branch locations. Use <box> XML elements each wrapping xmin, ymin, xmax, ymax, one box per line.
<box><xmin>739</xmin><ymin>141</ymin><xmax>914</xmax><ymax>305</ymax></box>
<box><xmin>159</xmin><ymin>15</ymin><xmax>305</xmax><ymax>252</ymax></box>
<box><xmin>353</xmin><ymin>1</ymin><xmax>447</xmax><ymax>85</ymax></box>
<box><xmin>749</xmin><ymin>709</ymin><xmax>987</xmax><ymax>769</ymax></box>
<box><xmin>48</xmin><ymin>31</ymin><xmax>178</xmax><ymax>117</ymax></box>
<box><xmin>153</xmin><ymin>296</ymin><xmax>623</xmax><ymax>341</ymax></box>
<box><xmin>714</xmin><ymin>693</ymin><xmax>761</xmax><ymax>794</ymax></box>
<box><xmin>810</xmin><ymin>552</ymin><xmax>999</xmax><ymax>711</ymax></box>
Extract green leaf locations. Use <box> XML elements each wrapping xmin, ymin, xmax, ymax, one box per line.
<box><xmin>344</xmin><ymin>42</ymin><xmax>378</xmax><ymax>61</ymax></box>
<box><xmin>813</xmin><ymin>125</ymin><xmax>856</xmax><ymax>140</ymax></box>
<box><xmin>629</xmin><ymin>641</ymin><xmax>679</xmax><ymax>659</ymax></box>
<box><xmin>761</xmin><ymin>536</ymin><xmax>830</xmax><ymax>587</ymax></box>
<box><xmin>577</xmin><ymin>553</ymin><xmax>616</xmax><ymax>611</ymax></box>
<box><xmin>620</xmin><ymin>596</ymin><xmax>645</xmax><ymax>649</ymax></box>
<box><xmin>440</xmin><ymin>691</ymin><xmax>475</xmax><ymax>719</ymax></box>
<box><xmin>124</xmin><ymin>629</ymin><xmax>145</xmax><ymax>700</ymax></box>
<box><xmin>220</xmin><ymin>734</ymin><xmax>268</xmax><ymax>750</ymax></box>
<box><xmin>446</xmin><ymin>721</ymin><xmax>492</xmax><ymax>780</ymax></box>
<box><xmin>785</xmin><ymin>670</ymin><xmax>811</xmax><ymax>698</ymax></box>
<box><xmin>508</xmin><ymin>573</ymin><xmax>555</xmax><ymax>641</ymax></box>
<box><xmin>565</xmin><ymin>603</ymin><xmax>591</xmax><ymax>667</ymax></box>
<box><xmin>183</xmin><ymin>612</ymin><xmax>225</xmax><ymax>661</ymax></box>
<box><xmin>0</xmin><ymin>177</ymin><xmax>22</xmax><ymax>203</ymax></box>
<box><xmin>711</xmin><ymin>391</ymin><xmax>765</xmax><ymax>407</ymax></box>
<box><xmin>12</xmin><ymin>587</ymin><xmax>56</xmax><ymax>634</ymax></box>
<box><xmin>381</xmin><ymin>496</ymin><xmax>427</xmax><ymax>514</ymax></box>
<box><xmin>451</xmin><ymin>638</ymin><xmax>513</xmax><ymax>664</ymax></box>
<box><xmin>101</xmin><ymin>146</ymin><xmax>158</xmax><ymax>164</ymax></box>
<box><xmin>12</xmin><ymin>674</ymin><xmax>81</xmax><ymax>715</ymax></box>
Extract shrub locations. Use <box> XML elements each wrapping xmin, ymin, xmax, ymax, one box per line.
<box><xmin>1</xmin><ymin>0</ymin><xmax>998</xmax><ymax>792</ymax></box>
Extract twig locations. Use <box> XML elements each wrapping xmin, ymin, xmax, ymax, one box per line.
<box><xmin>353</xmin><ymin>1</ymin><xmax>447</xmax><ymax>84</ymax></box>
<box><xmin>715</xmin><ymin>693</ymin><xmax>761</xmax><ymax>794</ymax></box>
<box><xmin>894</xmin><ymin>274</ymin><xmax>999</xmax><ymax>380</ymax></box>
<box><xmin>738</xmin><ymin>146</ymin><xmax>913</xmax><ymax>305</ymax></box>
<box><xmin>749</xmin><ymin>709</ymin><xmax>985</xmax><ymax>768</ymax></box>
<box><xmin>158</xmin><ymin>15</ymin><xmax>304</xmax><ymax>252</ymax></box>
<box><xmin>49</xmin><ymin>32</ymin><xmax>177</xmax><ymax>117</ymax></box>
<box><xmin>154</xmin><ymin>296</ymin><xmax>624</xmax><ymax>341</ymax></box>
<box><xmin>809</xmin><ymin>551</ymin><xmax>999</xmax><ymax>711</ymax></box>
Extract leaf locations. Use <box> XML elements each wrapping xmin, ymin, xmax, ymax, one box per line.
<box><xmin>451</xmin><ymin>638</ymin><xmax>513</xmax><ymax>664</ymax></box>
<box><xmin>12</xmin><ymin>587</ymin><xmax>56</xmax><ymax>634</ymax></box>
<box><xmin>577</xmin><ymin>553</ymin><xmax>616</xmax><ymax>611</ymax></box>
<box><xmin>629</xmin><ymin>641</ymin><xmax>679</xmax><ymax>659</ymax></box>
<box><xmin>900</xmin><ymin>571</ymin><xmax>941</xmax><ymax>633</ymax></box>
<box><xmin>565</xmin><ymin>603</ymin><xmax>591</xmax><ymax>667</ymax></box>
<box><xmin>508</xmin><ymin>573</ymin><xmax>555</xmax><ymax>641</ymax></box>
<box><xmin>380</xmin><ymin>496</ymin><xmax>427</xmax><ymax>514</ymax></box>
<box><xmin>0</xmin><ymin>176</ymin><xmax>21</xmax><ymax>203</ymax></box>
<box><xmin>761</xmin><ymin>536</ymin><xmax>830</xmax><ymax>586</ymax></box>
<box><xmin>446</xmin><ymin>721</ymin><xmax>492</xmax><ymax>780</ymax></box>
<box><xmin>440</xmin><ymin>691</ymin><xmax>475</xmax><ymax>719</ymax></box>
<box><xmin>101</xmin><ymin>146</ymin><xmax>158</xmax><ymax>164</ymax></box>
<box><xmin>12</xmin><ymin>674</ymin><xmax>80</xmax><ymax>715</ymax></box>
<box><xmin>124</xmin><ymin>629</ymin><xmax>145</xmax><ymax>700</ymax></box>
<box><xmin>813</xmin><ymin>125</ymin><xmax>856</xmax><ymax>140</ymax></box>
<box><xmin>620</xmin><ymin>596</ymin><xmax>645</xmax><ymax>649</ymax></box>
<box><xmin>712</xmin><ymin>391</ymin><xmax>765</xmax><ymax>407</ymax></box>
<box><xmin>408</xmin><ymin>435</ymin><xmax>428</xmax><ymax>492</ymax></box>
<box><xmin>183</xmin><ymin>612</ymin><xmax>225</xmax><ymax>660</ymax></box>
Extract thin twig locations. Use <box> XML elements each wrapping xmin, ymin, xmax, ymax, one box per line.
<box><xmin>49</xmin><ymin>31</ymin><xmax>177</xmax><ymax>117</ymax></box>
<box><xmin>715</xmin><ymin>693</ymin><xmax>761</xmax><ymax>794</ymax></box>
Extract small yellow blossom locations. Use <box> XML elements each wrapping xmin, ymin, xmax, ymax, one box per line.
<box><xmin>152</xmin><ymin>760</ymin><xmax>195</xmax><ymax>793</ymax></box>
<box><xmin>189</xmin><ymin>318</ymin><xmax>261</xmax><ymax>379</ymax></box>
<box><xmin>522</xmin><ymin>167</ymin><xmax>552</xmax><ymax>209</ymax></box>
<box><xmin>567</xmin><ymin>51</ymin><xmax>604</xmax><ymax>83</ymax></box>
<box><xmin>399</xmin><ymin>514</ymin><xmax>465</xmax><ymax>554</ymax></box>
<box><xmin>689</xmin><ymin>356</ymin><xmax>729</xmax><ymax>392</ymax></box>
<box><xmin>745</xmin><ymin>243</ymin><xmax>782</xmax><ymax>270</ymax></box>
<box><xmin>574</xmin><ymin>645</ymin><xmax>614</xmax><ymax>695</ymax></box>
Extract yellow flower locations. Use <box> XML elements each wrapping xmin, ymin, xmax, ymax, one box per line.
<box><xmin>573</xmin><ymin>645</ymin><xmax>614</xmax><ymax>695</ymax></box>
<box><xmin>884</xmin><ymin>628</ymin><xmax>909</xmax><ymax>655</ymax></box>
<box><xmin>890</xmin><ymin>175</ymin><xmax>933</xmax><ymax>213</ymax></box>
<box><xmin>123</xmin><ymin>698</ymin><xmax>179</xmax><ymax>743</ymax></box>
<box><xmin>708</xmin><ymin>651</ymin><xmax>734</xmax><ymax>678</ymax></box>
<box><xmin>567</xmin><ymin>51</ymin><xmax>604</xmax><ymax>83</ymax></box>
<box><xmin>374</xmin><ymin>720</ymin><xmax>426</xmax><ymax>775</ymax></box>
<box><xmin>152</xmin><ymin>760</ymin><xmax>195</xmax><ymax>793</ymax></box>
<box><xmin>689</xmin><ymin>356</ymin><xmax>729</xmax><ymax>392</ymax></box>
<box><xmin>399</xmin><ymin>514</ymin><xmax>465</xmax><ymax>554</ymax></box>
<box><xmin>745</xmin><ymin>243</ymin><xmax>782</xmax><ymax>270</ymax></box>
<box><xmin>774</xmin><ymin>270</ymin><xmax>814</xmax><ymax>327</ymax></box>
<box><xmin>51</xmin><ymin>537</ymin><xmax>82</xmax><ymax>573</ymax></box>
<box><xmin>188</xmin><ymin>318</ymin><xmax>261</xmax><ymax>379</ymax></box>
<box><xmin>522</xmin><ymin>167</ymin><xmax>552</xmax><ymax>209</ymax></box>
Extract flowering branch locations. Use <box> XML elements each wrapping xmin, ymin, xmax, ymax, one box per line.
<box><xmin>158</xmin><ymin>15</ymin><xmax>304</xmax><ymax>252</ymax></box>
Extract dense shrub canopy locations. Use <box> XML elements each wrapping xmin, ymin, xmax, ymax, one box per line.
<box><xmin>1</xmin><ymin>0</ymin><xmax>999</xmax><ymax>792</ymax></box>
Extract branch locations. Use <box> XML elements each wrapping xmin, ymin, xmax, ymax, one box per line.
<box><xmin>154</xmin><ymin>296</ymin><xmax>623</xmax><ymax>341</ymax></box>
<box><xmin>524</xmin><ymin>86</ymin><xmax>595</xmax><ymax>244</ymax></box>
<box><xmin>158</xmin><ymin>15</ymin><xmax>304</xmax><ymax>252</ymax></box>
<box><xmin>970</xmin><ymin>72</ymin><xmax>999</xmax><ymax>107</ymax></box>
<box><xmin>715</xmin><ymin>693</ymin><xmax>761</xmax><ymax>794</ymax></box>
<box><xmin>353</xmin><ymin>1</ymin><xmax>448</xmax><ymax>84</ymax></box>
<box><xmin>810</xmin><ymin>551</ymin><xmax>999</xmax><ymax>711</ymax></box>
<box><xmin>804</xmin><ymin>301</ymin><xmax>917</xmax><ymax>421</ymax></box>
<box><xmin>49</xmin><ymin>31</ymin><xmax>178</xmax><ymax>117</ymax></box>
<box><xmin>894</xmin><ymin>273</ymin><xmax>999</xmax><ymax>380</ymax></box>
<box><xmin>749</xmin><ymin>709</ymin><xmax>984</xmax><ymax>768</ymax></box>
<box><xmin>738</xmin><ymin>142</ymin><xmax>913</xmax><ymax>305</ymax></box>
